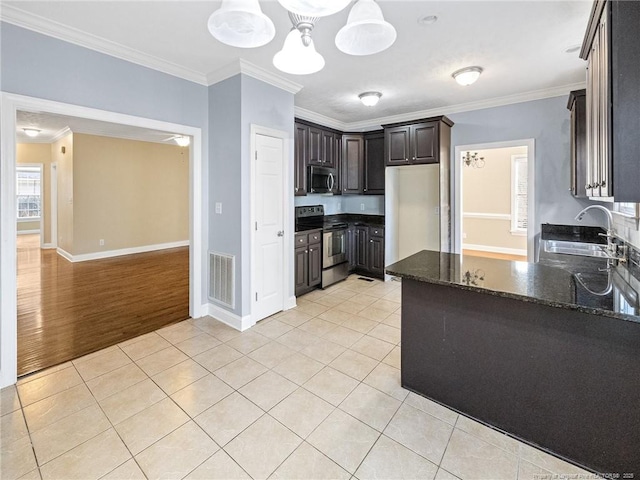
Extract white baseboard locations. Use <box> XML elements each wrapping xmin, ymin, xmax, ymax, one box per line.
<box><xmin>56</xmin><ymin>247</ymin><xmax>73</xmax><ymax>262</ymax></box>
<box><xmin>203</xmin><ymin>303</ymin><xmax>253</xmax><ymax>332</ymax></box>
<box><xmin>56</xmin><ymin>240</ymin><xmax>189</xmax><ymax>263</ymax></box>
<box><xmin>17</xmin><ymin>229</ymin><xmax>40</xmax><ymax>235</ymax></box>
<box><xmin>463</xmin><ymin>243</ymin><xmax>527</xmax><ymax>257</ymax></box>
<box><xmin>284</xmin><ymin>296</ymin><xmax>297</xmax><ymax>311</ymax></box>
<box><xmin>41</xmin><ymin>243</ymin><xmax>56</xmax><ymax>249</ymax></box>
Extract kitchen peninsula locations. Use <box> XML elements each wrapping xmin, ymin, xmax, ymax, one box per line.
<box><xmin>386</xmin><ymin>250</ymin><xmax>640</xmax><ymax>475</ymax></box>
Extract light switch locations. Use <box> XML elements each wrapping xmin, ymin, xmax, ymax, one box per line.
<box><xmin>215</xmin><ymin>202</ymin><xmax>222</xmax><ymax>214</ymax></box>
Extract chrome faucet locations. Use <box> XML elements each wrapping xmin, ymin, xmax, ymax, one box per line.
<box><xmin>574</xmin><ymin>205</ymin><xmax>614</xmax><ymax>233</ymax></box>
<box><xmin>575</xmin><ymin>205</ymin><xmax>626</xmax><ymax>262</ymax></box>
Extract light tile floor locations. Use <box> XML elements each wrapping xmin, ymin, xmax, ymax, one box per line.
<box><xmin>1</xmin><ymin>275</ymin><xmax>598</xmax><ymax>480</ymax></box>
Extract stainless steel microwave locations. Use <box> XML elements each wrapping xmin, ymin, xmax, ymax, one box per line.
<box><xmin>308</xmin><ymin>166</ymin><xmax>338</xmax><ymax>194</ymax></box>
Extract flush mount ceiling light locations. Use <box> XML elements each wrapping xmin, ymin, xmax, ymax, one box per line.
<box><xmin>174</xmin><ymin>136</ymin><xmax>190</xmax><ymax>147</ymax></box>
<box><xmin>359</xmin><ymin>91</ymin><xmax>382</xmax><ymax>107</ymax></box>
<box><xmin>335</xmin><ymin>0</ymin><xmax>397</xmax><ymax>56</ymax></box>
<box><xmin>207</xmin><ymin>0</ymin><xmax>275</xmax><ymax>48</ymax></box>
<box><xmin>273</xmin><ymin>27</ymin><xmax>325</xmax><ymax>75</ymax></box>
<box><xmin>452</xmin><ymin>66</ymin><xmax>483</xmax><ymax>86</ymax></box>
<box><xmin>277</xmin><ymin>0</ymin><xmax>350</xmax><ymax>17</ymax></box>
<box><xmin>23</xmin><ymin>128</ymin><xmax>41</xmax><ymax>137</ymax></box>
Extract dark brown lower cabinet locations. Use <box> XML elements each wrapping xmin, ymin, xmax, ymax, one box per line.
<box><xmin>295</xmin><ymin>231</ymin><xmax>322</xmax><ymax>296</ymax></box>
<box><xmin>368</xmin><ymin>234</ymin><xmax>384</xmax><ymax>276</ymax></box>
<box><xmin>349</xmin><ymin>225</ymin><xmax>385</xmax><ymax>279</ymax></box>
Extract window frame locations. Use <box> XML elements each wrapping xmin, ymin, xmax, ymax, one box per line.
<box><xmin>16</xmin><ymin>164</ymin><xmax>43</xmax><ymax>222</ymax></box>
<box><xmin>510</xmin><ymin>154</ymin><xmax>528</xmax><ymax>236</ymax></box>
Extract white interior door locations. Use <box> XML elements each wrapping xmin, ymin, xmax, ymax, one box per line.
<box><xmin>253</xmin><ymin>133</ymin><xmax>285</xmax><ymax>321</ymax></box>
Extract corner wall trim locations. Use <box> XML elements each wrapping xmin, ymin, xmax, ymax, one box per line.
<box><xmin>462</xmin><ymin>243</ymin><xmax>527</xmax><ymax>257</ymax></box>
<box><xmin>202</xmin><ymin>303</ymin><xmax>254</xmax><ymax>332</ymax></box>
<box><xmin>57</xmin><ymin>240</ymin><xmax>189</xmax><ymax>263</ymax></box>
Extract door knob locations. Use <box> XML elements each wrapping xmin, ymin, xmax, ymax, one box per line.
<box><xmin>277</xmin><ymin>231</ymin><xmax>284</xmax><ymax>237</ymax></box>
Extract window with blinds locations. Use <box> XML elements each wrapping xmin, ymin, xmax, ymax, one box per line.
<box><xmin>17</xmin><ymin>166</ymin><xmax>42</xmax><ymax>219</ymax></box>
<box><xmin>511</xmin><ymin>155</ymin><xmax>528</xmax><ymax>233</ymax></box>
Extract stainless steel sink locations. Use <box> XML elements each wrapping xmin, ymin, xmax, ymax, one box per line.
<box><xmin>542</xmin><ymin>240</ymin><xmax>612</xmax><ymax>258</ymax></box>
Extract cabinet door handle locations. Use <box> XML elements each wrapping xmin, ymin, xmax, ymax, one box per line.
<box><xmin>364</xmin><ymin>188</ymin><xmax>367</xmax><ymax>192</ymax></box>
<box><xmin>405</xmin><ymin>158</ymin><xmax>408</xmax><ymax>162</ymax></box>
<box><xmin>295</xmin><ymin>187</ymin><xmax>299</xmax><ymax>192</ymax></box>
<box><xmin>305</xmin><ymin>250</ymin><xmax>308</xmax><ymax>253</ymax></box>
<box><xmin>600</xmin><ymin>180</ymin><xmax>606</xmax><ymax>187</ymax></box>
<box><xmin>413</xmin><ymin>156</ymin><xmax>416</xmax><ymax>160</ymax></box>
<box><xmin>309</xmin><ymin>248</ymin><xmax>313</xmax><ymax>252</ymax></box>
<box><xmin>370</xmin><ymin>240</ymin><xmax>373</xmax><ymax>243</ymax></box>
<box><xmin>586</xmin><ymin>184</ymin><xmax>592</xmax><ymax>189</ymax></box>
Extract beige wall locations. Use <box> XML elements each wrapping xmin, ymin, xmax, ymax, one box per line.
<box><xmin>52</xmin><ymin>134</ymin><xmax>74</xmax><ymax>252</ymax></box>
<box><xmin>71</xmin><ymin>134</ymin><xmax>188</xmax><ymax>255</ymax></box>
<box><xmin>16</xmin><ymin>143</ymin><xmax>52</xmax><ymax>240</ymax></box>
<box><xmin>462</xmin><ymin>146</ymin><xmax>527</xmax><ymax>252</ymax></box>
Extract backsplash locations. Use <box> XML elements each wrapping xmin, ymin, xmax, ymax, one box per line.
<box><xmin>612</xmin><ymin>213</ymin><xmax>640</xmax><ymax>250</ymax></box>
<box><xmin>294</xmin><ymin>194</ymin><xmax>384</xmax><ymax>215</ymax></box>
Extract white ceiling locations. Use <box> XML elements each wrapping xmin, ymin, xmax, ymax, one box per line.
<box><xmin>3</xmin><ymin>1</ymin><xmax>592</xmax><ymax>127</ymax></box>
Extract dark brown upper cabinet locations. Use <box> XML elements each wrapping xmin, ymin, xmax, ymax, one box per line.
<box><xmin>567</xmin><ymin>89</ymin><xmax>587</xmax><ymax>198</ymax></box>
<box><xmin>294</xmin><ymin>122</ymin><xmax>308</xmax><ymax>196</ymax></box>
<box><xmin>322</xmin><ymin>131</ymin><xmax>336</xmax><ymax>168</ymax></box>
<box><xmin>363</xmin><ymin>131</ymin><xmax>385</xmax><ymax>194</ymax></box>
<box><xmin>384</xmin><ymin>116</ymin><xmax>454</xmax><ymax>167</ymax></box>
<box><xmin>341</xmin><ymin>134</ymin><xmax>363</xmax><ymax>195</ymax></box>
<box><xmin>308</xmin><ymin>126</ymin><xmax>323</xmax><ymax>166</ymax></box>
<box><xmin>580</xmin><ymin>0</ymin><xmax>640</xmax><ymax>201</ymax></box>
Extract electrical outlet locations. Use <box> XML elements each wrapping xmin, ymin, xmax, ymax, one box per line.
<box><xmin>360</xmin><ymin>203</ymin><xmax>365</xmax><ymax>211</ymax></box>
<box><xmin>215</xmin><ymin>202</ymin><xmax>222</xmax><ymax>214</ymax></box>
<box><xmin>99</xmin><ymin>239</ymin><xmax>105</xmax><ymax>246</ymax></box>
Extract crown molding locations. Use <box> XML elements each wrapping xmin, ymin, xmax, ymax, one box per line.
<box><xmin>294</xmin><ymin>107</ymin><xmax>347</xmax><ymax>131</ymax></box>
<box><xmin>0</xmin><ymin>4</ymin><xmax>208</xmax><ymax>86</ymax></box>
<box><xmin>49</xmin><ymin>126</ymin><xmax>72</xmax><ymax>143</ymax></box>
<box><xmin>343</xmin><ymin>82</ymin><xmax>587</xmax><ymax>131</ymax></box>
<box><xmin>206</xmin><ymin>59</ymin><xmax>303</xmax><ymax>94</ymax></box>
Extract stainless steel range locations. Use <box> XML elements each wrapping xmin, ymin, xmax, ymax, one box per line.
<box><xmin>295</xmin><ymin>205</ymin><xmax>349</xmax><ymax>288</ymax></box>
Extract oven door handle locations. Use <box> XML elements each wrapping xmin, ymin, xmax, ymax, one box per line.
<box><xmin>341</xmin><ymin>231</ymin><xmax>345</xmax><ymax>253</ymax></box>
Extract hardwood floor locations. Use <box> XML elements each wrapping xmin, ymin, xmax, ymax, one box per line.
<box><xmin>463</xmin><ymin>249</ymin><xmax>528</xmax><ymax>262</ymax></box>
<box><xmin>17</xmin><ymin>234</ymin><xmax>189</xmax><ymax>376</ymax></box>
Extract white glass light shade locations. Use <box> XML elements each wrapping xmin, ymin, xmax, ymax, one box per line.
<box><xmin>23</xmin><ymin>128</ymin><xmax>40</xmax><ymax>137</ymax></box>
<box><xmin>335</xmin><ymin>0</ymin><xmax>396</xmax><ymax>56</ymax></box>
<box><xmin>273</xmin><ymin>29</ymin><xmax>325</xmax><ymax>75</ymax></box>
<box><xmin>359</xmin><ymin>91</ymin><xmax>381</xmax><ymax>106</ymax></box>
<box><xmin>452</xmin><ymin>66</ymin><xmax>483</xmax><ymax>86</ymax></box>
<box><xmin>277</xmin><ymin>0</ymin><xmax>350</xmax><ymax>17</ymax></box>
<box><xmin>208</xmin><ymin>0</ymin><xmax>275</xmax><ymax>48</ymax></box>
<box><xmin>175</xmin><ymin>136</ymin><xmax>190</xmax><ymax>147</ymax></box>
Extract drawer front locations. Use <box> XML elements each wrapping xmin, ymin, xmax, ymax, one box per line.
<box><xmin>296</xmin><ymin>234</ymin><xmax>308</xmax><ymax>246</ymax></box>
<box><xmin>308</xmin><ymin>232</ymin><xmax>322</xmax><ymax>243</ymax></box>
<box><xmin>370</xmin><ymin>227</ymin><xmax>385</xmax><ymax>237</ymax></box>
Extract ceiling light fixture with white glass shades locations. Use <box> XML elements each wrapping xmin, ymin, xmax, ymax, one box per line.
<box><xmin>452</xmin><ymin>66</ymin><xmax>483</xmax><ymax>86</ymax></box>
<box><xmin>207</xmin><ymin>0</ymin><xmax>397</xmax><ymax>76</ymax></box>
<box><xmin>207</xmin><ymin>0</ymin><xmax>275</xmax><ymax>48</ymax></box>
<box><xmin>23</xmin><ymin>128</ymin><xmax>41</xmax><ymax>138</ymax></box>
<box><xmin>359</xmin><ymin>91</ymin><xmax>382</xmax><ymax>107</ymax></box>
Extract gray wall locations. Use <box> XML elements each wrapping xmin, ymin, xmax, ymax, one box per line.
<box><xmin>209</xmin><ymin>74</ymin><xmax>295</xmax><ymax>317</ymax></box>
<box><xmin>448</xmin><ymin>96</ymin><xmax>601</xmax><ymax>252</ymax></box>
<box><xmin>1</xmin><ymin>23</ymin><xmax>207</xmax><ymax>128</ymax></box>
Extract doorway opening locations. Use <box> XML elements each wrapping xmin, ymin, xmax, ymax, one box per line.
<box><xmin>454</xmin><ymin>140</ymin><xmax>535</xmax><ymax>262</ymax></box>
<box><xmin>1</xmin><ymin>93</ymin><xmax>203</xmax><ymax>387</ymax></box>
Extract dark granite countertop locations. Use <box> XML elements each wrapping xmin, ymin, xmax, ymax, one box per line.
<box><xmin>386</xmin><ymin>250</ymin><xmax>640</xmax><ymax>323</ymax></box>
<box><xmin>325</xmin><ymin>214</ymin><xmax>385</xmax><ymax>226</ymax></box>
